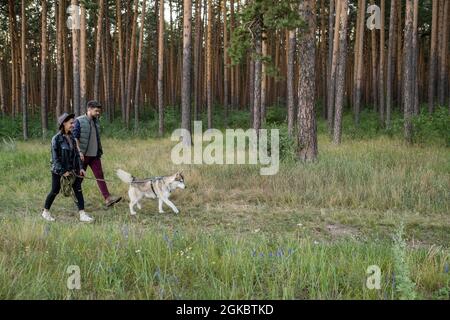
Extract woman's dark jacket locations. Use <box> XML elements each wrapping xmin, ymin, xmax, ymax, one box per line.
<box><xmin>50</xmin><ymin>132</ymin><xmax>83</xmax><ymax>175</ymax></box>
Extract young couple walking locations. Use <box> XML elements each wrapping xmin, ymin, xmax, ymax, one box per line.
<box><xmin>41</xmin><ymin>100</ymin><xmax>122</xmax><ymax>223</ymax></box>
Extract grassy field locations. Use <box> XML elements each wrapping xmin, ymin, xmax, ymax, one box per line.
<box><xmin>0</xmin><ymin>108</ymin><xmax>449</xmax><ymax>299</ymax></box>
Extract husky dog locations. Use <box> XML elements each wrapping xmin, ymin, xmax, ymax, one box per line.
<box><xmin>116</xmin><ymin>169</ymin><xmax>186</xmax><ymax>215</ymax></box>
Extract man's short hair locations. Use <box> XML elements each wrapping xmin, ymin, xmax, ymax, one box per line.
<box><xmin>87</xmin><ymin>100</ymin><xmax>102</xmax><ymax>109</ymax></box>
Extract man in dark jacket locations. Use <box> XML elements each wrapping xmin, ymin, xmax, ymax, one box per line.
<box><xmin>73</xmin><ymin>100</ymin><xmax>122</xmax><ymax>207</ymax></box>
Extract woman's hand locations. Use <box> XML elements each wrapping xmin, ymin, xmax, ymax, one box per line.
<box><xmin>63</xmin><ymin>171</ymin><xmax>71</xmax><ymax>177</ymax></box>
<box><xmin>79</xmin><ymin>169</ymin><xmax>86</xmax><ymax>177</ymax></box>
<box><xmin>79</xmin><ymin>152</ymin><xmax>85</xmax><ymax>162</ymax></box>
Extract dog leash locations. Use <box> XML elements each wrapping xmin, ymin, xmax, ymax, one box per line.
<box><xmin>70</xmin><ymin>170</ymin><xmax>113</xmax><ymax>183</ymax></box>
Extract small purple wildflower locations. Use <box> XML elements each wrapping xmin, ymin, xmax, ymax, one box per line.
<box><xmin>276</xmin><ymin>249</ymin><xmax>284</xmax><ymax>257</ymax></box>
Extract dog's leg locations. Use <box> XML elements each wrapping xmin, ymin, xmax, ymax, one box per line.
<box><xmin>129</xmin><ymin>201</ymin><xmax>137</xmax><ymax>215</ymax></box>
<box><xmin>136</xmin><ymin>201</ymin><xmax>142</xmax><ymax>210</ymax></box>
<box><xmin>128</xmin><ymin>189</ymin><xmax>138</xmax><ymax>215</ymax></box>
<box><xmin>161</xmin><ymin>197</ymin><xmax>179</xmax><ymax>214</ymax></box>
<box><xmin>158</xmin><ymin>198</ymin><xmax>164</xmax><ymax>213</ymax></box>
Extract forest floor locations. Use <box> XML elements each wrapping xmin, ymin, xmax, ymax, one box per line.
<box><xmin>0</xmin><ymin>133</ymin><xmax>449</xmax><ymax>299</ymax></box>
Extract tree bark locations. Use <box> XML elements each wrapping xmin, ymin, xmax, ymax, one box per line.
<box><xmin>40</xmin><ymin>0</ymin><xmax>48</xmax><ymax>137</ymax></box>
<box><xmin>386</xmin><ymin>0</ymin><xmax>396</xmax><ymax>128</ymax></box>
<box><xmin>370</xmin><ymin>0</ymin><xmax>378</xmax><ymax>111</ymax></box>
<box><xmin>297</xmin><ymin>0</ymin><xmax>317</xmax><ymax>162</ymax></box>
<box><xmin>63</xmin><ymin>0</ymin><xmax>70</xmax><ymax>113</ymax></box>
<box><xmin>80</xmin><ymin>2</ymin><xmax>87</xmax><ymax>114</ymax></box>
<box><xmin>71</xmin><ymin>0</ymin><xmax>80</xmax><ymax>116</ymax></box>
<box><xmin>21</xmin><ymin>0</ymin><xmax>28</xmax><ymax>140</ymax></box>
<box><xmin>206</xmin><ymin>0</ymin><xmax>213</xmax><ymax>129</ymax></box>
<box><xmin>354</xmin><ymin>0</ymin><xmax>366</xmax><ymax>125</ymax></box>
<box><xmin>287</xmin><ymin>29</ymin><xmax>296</xmax><ymax>138</ymax></box>
<box><xmin>158</xmin><ymin>0</ymin><xmax>165</xmax><ymax>136</ymax></box>
<box><xmin>94</xmin><ymin>0</ymin><xmax>105</xmax><ymax>102</ymax></box>
<box><xmin>116</xmin><ymin>0</ymin><xmax>126</xmax><ymax>122</ymax></box>
<box><xmin>379</xmin><ymin>0</ymin><xmax>385</xmax><ymax>124</ymax></box>
<box><xmin>327</xmin><ymin>0</ymin><xmax>341</xmax><ymax>135</ymax></box>
<box><xmin>125</xmin><ymin>0</ymin><xmax>139</xmax><ymax>128</ymax></box>
<box><xmin>332</xmin><ymin>0</ymin><xmax>349</xmax><ymax>145</ymax></box>
<box><xmin>261</xmin><ymin>32</ymin><xmax>267</xmax><ymax>126</ymax></box>
<box><xmin>253</xmin><ymin>17</ymin><xmax>262</xmax><ymax>133</ymax></box>
<box><xmin>222</xmin><ymin>0</ymin><xmax>229</xmax><ymax>124</ymax></box>
<box><xmin>326</xmin><ymin>0</ymin><xmax>335</xmax><ymax>123</ymax></box>
<box><xmin>403</xmin><ymin>0</ymin><xmax>414</xmax><ymax>144</ymax></box>
<box><xmin>193</xmin><ymin>0</ymin><xmax>202</xmax><ymax>121</ymax></box>
<box><xmin>438</xmin><ymin>0</ymin><xmax>449</xmax><ymax>106</ymax></box>
<box><xmin>428</xmin><ymin>0</ymin><xmax>438</xmax><ymax>113</ymax></box>
<box><xmin>8</xmin><ymin>0</ymin><xmax>19</xmax><ymax>118</ymax></box>
<box><xmin>181</xmin><ymin>0</ymin><xmax>192</xmax><ymax>143</ymax></box>
<box><xmin>133</xmin><ymin>0</ymin><xmax>146</xmax><ymax>129</ymax></box>
<box><xmin>412</xmin><ymin>0</ymin><xmax>419</xmax><ymax>115</ymax></box>
<box><xmin>56</xmin><ymin>0</ymin><xmax>64</xmax><ymax>119</ymax></box>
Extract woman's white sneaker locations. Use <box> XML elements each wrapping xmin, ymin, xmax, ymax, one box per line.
<box><xmin>42</xmin><ymin>210</ymin><xmax>55</xmax><ymax>222</ymax></box>
<box><xmin>79</xmin><ymin>211</ymin><xmax>94</xmax><ymax>223</ymax></box>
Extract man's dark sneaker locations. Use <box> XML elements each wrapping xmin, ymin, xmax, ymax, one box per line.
<box><xmin>105</xmin><ymin>195</ymin><xmax>122</xmax><ymax>207</ymax></box>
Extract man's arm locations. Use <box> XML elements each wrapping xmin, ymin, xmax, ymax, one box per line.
<box><xmin>73</xmin><ymin>119</ymin><xmax>84</xmax><ymax>162</ymax></box>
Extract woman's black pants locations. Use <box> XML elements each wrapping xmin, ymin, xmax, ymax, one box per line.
<box><xmin>44</xmin><ymin>173</ymin><xmax>85</xmax><ymax>211</ymax></box>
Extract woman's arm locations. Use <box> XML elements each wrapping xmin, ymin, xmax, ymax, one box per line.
<box><xmin>51</xmin><ymin>136</ymin><xmax>64</xmax><ymax>175</ymax></box>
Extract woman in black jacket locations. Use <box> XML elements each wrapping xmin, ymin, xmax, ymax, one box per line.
<box><xmin>42</xmin><ymin>113</ymin><xmax>93</xmax><ymax>223</ymax></box>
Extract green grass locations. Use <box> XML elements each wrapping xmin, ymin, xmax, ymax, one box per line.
<box><xmin>0</xmin><ymin>108</ymin><xmax>449</xmax><ymax>299</ymax></box>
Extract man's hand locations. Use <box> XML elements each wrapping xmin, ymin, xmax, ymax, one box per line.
<box><xmin>79</xmin><ymin>169</ymin><xmax>86</xmax><ymax>177</ymax></box>
<box><xmin>79</xmin><ymin>152</ymin><xmax>84</xmax><ymax>162</ymax></box>
<box><xmin>63</xmin><ymin>171</ymin><xmax>71</xmax><ymax>177</ymax></box>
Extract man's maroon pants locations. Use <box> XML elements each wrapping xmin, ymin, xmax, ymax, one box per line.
<box><xmin>82</xmin><ymin>156</ymin><xmax>111</xmax><ymax>200</ymax></box>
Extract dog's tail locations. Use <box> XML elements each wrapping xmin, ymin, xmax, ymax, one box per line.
<box><xmin>116</xmin><ymin>169</ymin><xmax>133</xmax><ymax>184</ymax></box>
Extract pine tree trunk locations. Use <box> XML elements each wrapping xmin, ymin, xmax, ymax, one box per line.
<box><xmin>261</xmin><ymin>32</ymin><xmax>267</xmax><ymax>126</ymax></box>
<box><xmin>332</xmin><ymin>0</ymin><xmax>349</xmax><ymax>145</ymax></box>
<box><xmin>80</xmin><ymin>2</ymin><xmax>87</xmax><ymax>114</ymax></box>
<box><xmin>386</xmin><ymin>0</ymin><xmax>396</xmax><ymax>128</ymax></box>
<box><xmin>8</xmin><ymin>0</ymin><xmax>18</xmax><ymax>118</ymax></box>
<box><xmin>438</xmin><ymin>0</ymin><xmax>449</xmax><ymax>106</ymax></box>
<box><xmin>63</xmin><ymin>0</ymin><xmax>70</xmax><ymax>113</ymax></box>
<box><xmin>21</xmin><ymin>0</ymin><xmax>28</xmax><ymax>140</ymax></box>
<box><xmin>354</xmin><ymin>0</ymin><xmax>366</xmax><ymax>125</ymax></box>
<box><xmin>94</xmin><ymin>0</ymin><xmax>105</xmax><ymax>102</ymax></box>
<box><xmin>403</xmin><ymin>0</ymin><xmax>414</xmax><ymax>144</ymax></box>
<box><xmin>181</xmin><ymin>0</ymin><xmax>192</xmax><ymax>143</ymax></box>
<box><xmin>193</xmin><ymin>0</ymin><xmax>202</xmax><ymax>121</ymax></box>
<box><xmin>222</xmin><ymin>0</ymin><xmax>229</xmax><ymax>124</ymax></box>
<box><xmin>412</xmin><ymin>0</ymin><xmax>419</xmax><ymax>115</ymax></box>
<box><xmin>40</xmin><ymin>0</ymin><xmax>48</xmax><ymax>137</ymax></box>
<box><xmin>327</xmin><ymin>0</ymin><xmax>341</xmax><ymax>135</ymax></box>
<box><xmin>428</xmin><ymin>0</ymin><xmax>438</xmax><ymax>113</ymax></box>
<box><xmin>71</xmin><ymin>0</ymin><xmax>80</xmax><ymax>116</ymax></box>
<box><xmin>370</xmin><ymin>0</ymin><xmax>378</xmax><ymax>111</ymax></box>
<box><xmin>56</xmin><ymin>0</ymin><xmax>64</xmax><ymax>119</ymax></box>
<box><xmin>253</xmin><ymin>18</ymin><xmax>262</xmax><ymax>133</ymax></box>
<box><xmin>396</xmin><ymin>0</ymin><xmax>402</xmax><ymax>108</ymax></box>
<box><xmin>287</xmin><ymin>29</ymin><xmax>296</xmax><ymax>138</ymax></box>
<box><xmin>320</xmin><ymin>0</ymin><xmax>327</xmax><ymax>117</ymax></box>
<box><xmin>326</xmin><ymin>0</ymin><xmax>335</xmax><ymax>122</ymax></box>
<box><xmin>125</xmin><ymin>0</ymin><xmax>138</xmax><ymax>128</ymax></box>
<box><xmin>379</xmin><ymin>0</ymin><xmax>385</xmax><ymax>124</ymax></box>
<box><xmin>158</xmin><ymin>0</ymin><xmax>165</xmax><ymax>136</ymax></box>
<box><xmin>116</xmin><ymin>0</ymin><xmax>126</xmax><ymax>122</ymax></box>
<box><xmin>134</xmin><ymin>0</ymin><xmax>146</xmax><ymax>130</ymax></box>
<box><xmin>206</xmin><ymin>0</ymin><xmax>213</xmax><ymax>129</ymax></box>
<box><xmin>297</xmin><ymin>0</ymin><xmax>317</xmax><ymax>161</ymax></box>
<box><xmin>105</xmin><ymin>11</ymin><xmax>114</xmax><ymax>122</ymax></box>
